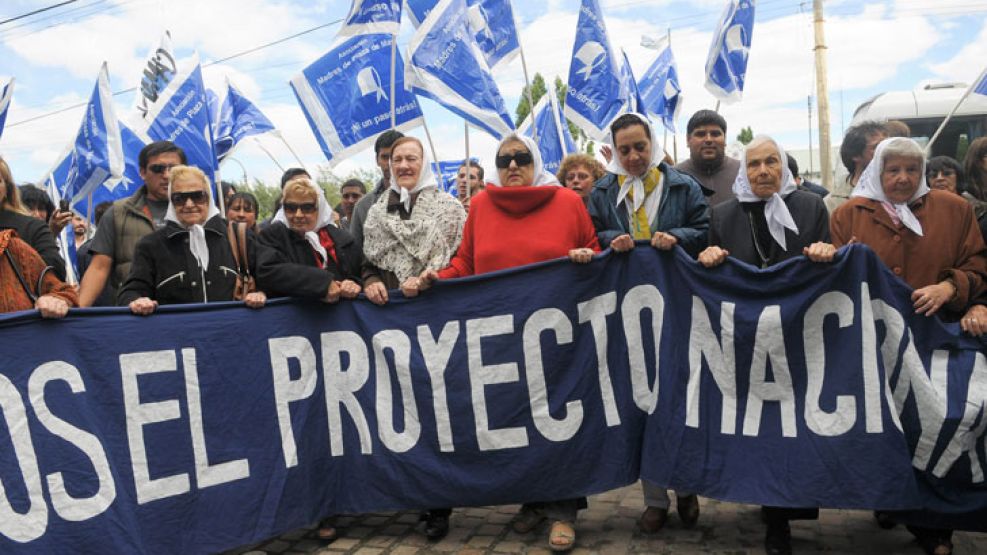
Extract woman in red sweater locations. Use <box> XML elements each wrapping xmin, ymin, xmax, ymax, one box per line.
<box><xmin>404</xmin><ymin>133</ymin><xmax>600</xmax><ymax>552</ymax></box>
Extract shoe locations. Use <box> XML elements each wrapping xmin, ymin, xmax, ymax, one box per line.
<box><xmin>548</xmin><ymin>520</ymin><xmax>576</xmax><ymax>552</ymax></box>
<box><xmin>316</xmin><ymin>518</ymin><xmax>338</xmax><ymax>542</ymax></box>
<box><xmin>677</xmin><ymin>495</ymin><xmax>700</xmax><ymax>528</ymax></box>
<box><xmin>764</xmin><ymin>521</ymin><xmax>792</xmax><ymax>555</ymax></box>
<box><xmin>512</xmin><ymin>505</ymin><xmax>546</xmax><ymax>534</ymax></box>
<box><xmin>909</xmin><ymin>525</ymin><xmax>953</xmax><ymax>555</ymax></box>
<box><xmin>639</xmin><ymin>506</ymin><xmax>668</xmax><ymax>533</ymax></box>
<box><xmin>424</xmin><ymin>512</ymin><xmax>449</xmax><ymax>541</ymax></box>
<box><xmin>874</xmin><ymin>511</ymin><xmax>897</xmax><ymax>529</ymax></box>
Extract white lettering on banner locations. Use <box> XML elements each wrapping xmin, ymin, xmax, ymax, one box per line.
<box><xmin>321</xmin><ymin>332</ymin><xmax>373</xmax><ymax>456</ymax></box>
<box><xmin>467</xmin><ymin>315</ymin><xmax>529</xmax><ymax>451</ymax></box>
<box><xmin>417</xmin><ymin>322</ymin><xmax>459</xmax><ymax>452</ymax></box>
<box><xmin>270</xmin><ymin>336</ymin><xmax>318</xmax><ymax>468</ymax></box>
<box><xmin>803</xmin><ymin>292</ymin><xmax>858</xmax><ymax>436</ymax></box>
<box><xmin>372</xmin><ymin>330</ymin><xmax>422</xmax><ymax>453</ymax></box>
<box><xmin>934</xmin><ymin>353</ymin><xmax>987</xmax><ymax>482</ymax></box>
<box><xmin>577</xmin><ymin>292</ymin><xmax>621</xmax><ymax>427</ymax></box>
<box><xmin>859</xmin><ymin>283</ymin><xmax>885</xmax><ymax>433</ymax></box>
<box><xmin>0</xmin><ymin>374</ymin><xmax>47</xmax><ymax>543</ymax></box>
<box><xmin>686</xmin><ymin>297</ymin><xmax>737</xmax><ymax>434</ymax></box>
<box><xmin>523</xmin><ymin>308</ymin><xmax>584</xmax><ymax>442</ymax></box>
<box><xmin>28</xmin><ymin>362</ymin><xmax>115</xmax><ymax>522</ymax></box>
<box><xmin>621</xmin><ymin>284</ymin><xmax>664</xmax><ymax>414</ymax></box>
<box><xmin>742</xmin><ymin>306</ymin><xmax>797</xmax><ymax>437</ymax></box>
<box><xmin>566</xmin><ymin>86</ymin><xmax>601</xmax><ymax>113</ymax></box>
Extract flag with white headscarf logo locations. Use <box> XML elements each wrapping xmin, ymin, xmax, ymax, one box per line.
<box><xmin>704</xmin><ymin>0</ymin><xmax>755</xmax><ymax>104</ymax></box>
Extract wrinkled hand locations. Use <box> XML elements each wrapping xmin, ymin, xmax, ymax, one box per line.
<box><xmin>610</xmin><ymin>234</ymin><xmax>634</xmax><ymax>253</ymax></box>
<box><xmin>651</xmin><ymin>231</ymin><xmax>678</xmax><ymax>251</ymax></box>
<box><xmin>129</xmin><ymin>297</ymin><xmax>157</xmax><ymax>316</ymax></box>
<box><xmin>961</xmin><ymin>304</ymin><xmax>987</xmax><ymax>336</ymax></box>
<box><xmin>698</xmin><ymin>246</ymin><xmax>730</xmax><ymax>268</ymax></box>
<box><xmin>600</xmin><ymin>144</ymin><xmax>613</xmax><ymax>164</ymax></box>
<box><xmin>339</xmin><ymin>279</ymin><xmax>361</xmax><ymax>299</ymax></box>
<box><xmin>568</xmin><ymin>248</ymin><xmax>595</xmax><ymax>264</ymax></box>
<box><xmin>323</xmin><ymin>280</ymin><xmax>342</xmax><ymax>304</ymax></box>
<box><xmin>244</xmin><ymin>291</ymin><xmax>267</xmax><ymax>309</ymax></box>
<box><xmin>36</xmin><ymin>295</ymin><xmax>70</xmax><ymax>318</ymax></box>
<box><xmin>49</xmin><ymin>209</ymin><xmax>73</xmax><ymax>236</ymax></box>
<box><xmin>364</xmin><ymin>281</ymin><xmax>388</xmax><ymax>305</ymax></box>
<box><xmin>803</xmin><ymin>242</ymin><xmax>837</xmax><ymax>263</ymax></box>
<box><xmin>912</xmin><ymin>281</ymin><xmax>955</xmax><ymax>316</ymax></box>
<box><xmin>400</xmin><ymin>276</ymin><xmax>422</xmax><ymax>298</ymax></box>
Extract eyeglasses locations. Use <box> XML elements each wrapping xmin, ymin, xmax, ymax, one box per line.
<box><xmin>148</xmin><ymin>163</ymin><xmax>178</xmax><ymax>174</ymax></box>
<box><xmin>170</xmin><ymin>191</ymin><xmax>208</xmax><ymax>205</ymax></box>
<box><xmin>495</xmin><ymin>151</ymin><xmax>533</xmax><ymax>169</ymax></box>
<box><xmin>283</xmin><ymin>202</ymin><xmax>318</xmax><ymax>214</ymax></box>
<box><xmin>566</xmin><ymin>171</ymin><xmax>592</xmax><ymax>182</ymax></box>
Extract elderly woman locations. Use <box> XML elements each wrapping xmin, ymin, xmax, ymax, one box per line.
<box><xmin>557</xmin><ymin>153</ymin><xmax>606</xmax><ymax>203</ymax></box>
<box><xmin>698</xmin><ymin>136</ymin><xmax>834</xmax><ymax>555</ymax></box>
<box><xmin>118</xmin><ymin>165</ymin><xmax>268</xmax><ymax>313</ymax></box>
<box><xmin>226</xmin><ymin>191</ymin><xmax>260</xmax><ymax>230</ymax></box>
<box><xmin>406</xmin><ymin>133</ymin><xmax>599</xmax><ymax>552</ymax></box>
<box><xmin>831</xmin><ymin>137</ymin><xmax>987</xmax><ymax>555</ymax></box>
<box><xmin>0</xmin><ymin>157</ymin><xmax>67</xmax><ymax>279</ymax></box>
<box><xmin>587</xmin><ymin>112</ymin><xmax>708</xmax><ymax>534</ymax></box>
<box><xmin>256</xmin><ymin>177</ymin><xmax>362</xmax><ymax>303</ymax></box>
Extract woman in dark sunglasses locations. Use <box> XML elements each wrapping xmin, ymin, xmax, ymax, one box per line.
<box><xmin>255</xmin><ymin>176</ymin><xmax>362</xmax><ymax>304</ymax></box>
<box><xmin>118</xmin><ymin>165</ymin><xmax>268</xmax><ymax>313</ymax></box>
<box><xmin>403</xmin><ymin>133</ymin><xmax>599</xmax><ymax>552</ymax></box>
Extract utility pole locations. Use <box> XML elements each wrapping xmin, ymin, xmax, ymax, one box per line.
<box><xmin>813</xmin><ymin>0</ymin><xmax>833</xmax><ymax>190</ymax></box>
<box><xmin>807</xmin><ymin>95</ymin><xmax>814</xmax><ymax>175</ymax></box>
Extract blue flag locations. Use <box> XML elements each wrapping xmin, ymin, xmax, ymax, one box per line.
<box><xmin>339</xmin><ymin>0</ymin><xmax>402</xmax><ymax>36</ymax></box>
<box><xmin>466</xmin><ymin>0</ymin><xmax>520</xmax><ymax>70</ymax></box>
<box><xmin>973</xmin><ymin>67</ymin><xmax>987</xmax><ymax>97</ymax></box>
<box><xmin>292</xmin><ymin>34</ymin><xmax>423</xmax><ymax>166</ymax></box>
<box><xmin>639</xmin><ymin>36</ymin><xmax>682</xmax><ymax>133</ymax></box>
<box><xmin>564</xmin><ymin>0</ymin><xmax>627</xmax><ymax>140</ymax></box>
<box><xmin>619</xmin><ymin>50</ymin><xmax>646</xmax><ymax>115</ymax></box>
<box><xmin>132</xmin><ymin>31</ymin><xmax>177</xmax><ymax>121</ymax></box>
<box><xmin>406</xmin><ymin>0</ymin><xmax>515</xmax><ymax>139</ymax></box>
<box><xmin>62</xmin><ymin>63</ymin><xmax>124</xmax><ymax>207</ymax></box>
<box><xmin>0</xmin><ymin>77</ymin><xmax>13</xmax><ymax>141</ymax></box>
<box><xmin>136</xmin><ymin>54</ymin><xmax>218</xmax><ymax>191</ymax></box>
<box><xmin>704</xmin><ymin>0</ymin><xmax>755</xmax><ymax>104</ymax></box>
<box><xmin>519</xmin><ymin>93</ymin><xmax>576</xmax><ymax>175</ymax></box>
<box><xmin>213</xmin><ymin>79</ymin><xmax>277</xmax><ymax>162</ymax></box>
<box><xmin>404</xmin><ymin>0</ymin><xmax>438</xmax><ymax>28</ymax></box>
<box><xmin>433</xmin><ymin>157</ymin><xmax>478</xmax><ymax>195</ymax></box>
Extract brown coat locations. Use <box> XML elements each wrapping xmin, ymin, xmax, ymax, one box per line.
<box><xmin>0</xmin><ymin>229</ymin><xmax>78</xmax><ymax>314</ymax></box>
<box><xmin>830</xmin><ymin>190</ymin><xmax>987</xmax><ymax>313</ymax></box>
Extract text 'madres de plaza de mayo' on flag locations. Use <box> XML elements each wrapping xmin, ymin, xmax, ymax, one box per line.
<box><xmin>564</xmin><ymin>0</ymin><xmax>629</xmax><ymax>141</ymax></box>
<box><xmin>704</xmin><ymin>0</ymin><xmax>755</xmax><ymax>104</ymax></box>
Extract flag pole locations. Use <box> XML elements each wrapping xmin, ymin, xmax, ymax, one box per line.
<box><xmin>668</xmin><ymin>27</ymin><xmax>678</xmax><ymax>162</ymax></box>
<box><xmin>389</xmin><ymin>33</ymin><xmax>397</xmax><ymax>129</ymax></box>
<box><xmin>272</xmin><ymin>131</ymin><xmax>306</xmax><ymax>167</ymax></box>
<box><xmin>513</xmin><ymin>11</ymin><xmax>538</xmax><ymax>144</ymax></box>
<box><xmin>253</xmin><ymin>137</ymin><xmax>286</xmax><ymax>171</ymax></box>
<box><xmin>926</xmin><ymin>65</ymin><xmax>987</xmax><ymax>154</ymax></box>
<box><xmin>420</xmin><ymin>116</ymin><xmax>440</xmax><ymax>170</ymax></box>
<box><xmin>464</xmin><ymin>121</ymin><xmax>471</xmax><ymax>202</ymax></box>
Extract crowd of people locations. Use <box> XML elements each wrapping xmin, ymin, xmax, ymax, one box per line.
<box><xmin>0</xmin><ymin>107</ymin><xmax>985</xmax><ymax>555</ymax></box>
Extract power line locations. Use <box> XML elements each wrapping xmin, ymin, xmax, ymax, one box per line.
<box><xmin>0</xmin><ymin>0</ymin><xmax>78</xmax><ymax>26</ymax></box>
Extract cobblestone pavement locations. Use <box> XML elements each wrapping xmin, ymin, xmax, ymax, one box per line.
<box><xmin>228</xmin><ymin>485</ymin><xmax>987</xmax><ymax>555</ymax></box>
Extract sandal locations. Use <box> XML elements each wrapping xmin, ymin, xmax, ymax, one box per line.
<box><xmin>316</xmin><ymin>518</ymin><xmax>338</xmax><ymax>542</ymax></box>
<box><xmin>511</xmin><ymin>505</ymin><xmax>546</xmax><ymax>534</ymax></box>
<box><xmin>548</xmin><ymin>520</ymin><xmax>576</xmax><ymax>552</ymax></box>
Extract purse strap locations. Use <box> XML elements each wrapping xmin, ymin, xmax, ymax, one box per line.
<box><xmin>4</xmin><ymin>249</ymin><xmax>40</xmax><ymax>303</ymax></box>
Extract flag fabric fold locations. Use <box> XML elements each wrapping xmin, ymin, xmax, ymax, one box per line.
<box><xmin>62</xmin><ymin>63</ymin><xmax>124</xmax><ymax>207</ymax></box>
<box><xmin>338</xmin><ymin>0</ymin><xmax>403</xmax><ymax>37</ymax></box>
<box><xmin>619</xmin><ymin>50</ymin><xmax>646</xmax><ymax>115</ymax></box>
<box><xmin>519</xmin><ymin>93</ymin><xmax>576</xmax><ymax>175</ymax></box>
<box><xmin>466</xmin><ymin>0</ymin><xmax>520</xmax><ymax>70</ymax></box>
<box><xmin>704</xmin><ymin>0</ymin><xmax>755</xmax><ymax>104</ymax></box>
<box><xmin>132</xmin><ymin>31</ymin><xmax>177</xmax><ymax>120</ymax></box>
<box><xmin>0</xmin><ymin>77</ymin><xmax>14</xmax><ymax>141</ymax></box>
<box><xmin>404</xmin><ymin>0</ymin><xmax>438</xmax><ymax>28</ymax></box>
<box><xmin>639</xmin><ymin>36</ymin><xmax>682</xmax><ymax>132</ymax></box>
<box><xmin>564</xmin><ymin>0</ymin><xmax>627</xmax><ymax>140</ymax></box>
<box><xmin>213</xmin><ymin>79</ymin><xmax>277</xmax><ymax>163</ymax></box>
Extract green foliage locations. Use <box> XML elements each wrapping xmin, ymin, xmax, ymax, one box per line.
<box><xmin>514</xmin><ymin>72</ymin><xmax>593</xmax><ymax>154</ymax></box>
<box><xmin>737</xmin><ymin>126</ymin><xmax>754</xmax><ymax>145</ymax></box>
<box><xmin>243</xmin><ymin>166</ymin><xmax>380</xmax><ymax>220</ymax></box>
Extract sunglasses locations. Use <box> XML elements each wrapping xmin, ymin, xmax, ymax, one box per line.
<box><xmin>283</xmin><ymin>202</ymin><xmax>318</xmax><ymax>214</ymax></box>
<box><xmin>148</xmin><ymin>163</ymin><xmax>178</xmax><ymax>174</ymax></box>
<box><xmin>170</xmin><ymin>191</ymin><xmax>208</xmax><ymax>205</ymax></box>
<box><xmin>495</xmin><ymin>151</ymin><xmax>534</xmax><ymax>169</ymax></box>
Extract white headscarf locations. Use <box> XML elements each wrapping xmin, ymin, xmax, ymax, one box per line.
<box><xmin>489</xmin><ymin>133</ymin><xmax>560</xmax><ymax>187</ymax></box>
<box><xmin>605</xmin><ymin>112</ymin><xmax>664</xmax><ymax>211</ymax></box>
<box><xmin>732</xmin><ymin>135</ymin><xmax>799</xmax><ymax>250</ymax></box>
<box><xmin>388</xmin><ymin>138</ymin><xmax>440</xmax><ymax>211</ymax></box>
<box><xmin>851</xmin><ymin>137</ymin><xmax>930</xmax><ymax>237</ymax></box>
<box><xmin>273</xmin><ymin>177</ymin><xmax>336</xmax><ymax>268</ymax></box>
<box><xmin>164</xmin><ymin>172</ymin><xmax>221</xmax><ymax>271</ymax></box>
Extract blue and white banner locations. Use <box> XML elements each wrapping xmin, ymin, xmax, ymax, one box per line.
<box><xmin>704</xmin><ymin>0</ymin><xmax>755</xmax><ymax>104</ymax></box>
<box><xmin>338</xmin><ymin>0</ymin><xmax>403</xmax><ymax>37</ymax></box>
<box><xmin>639</xmin><ymin>36</ymin><xmax>682</xmax><ymax>133</ymax></box>
<box><xmin>132</xmin><ymin>31</ymin><xmax>177</xmax><ymax>120</ymax></box>
<box><xmin>62</xmin><ymin>63</ymin><xmax>124</xmax><ymax>207</ymax></box>
<box><xmin>466</xmin><ymin>0</ymin><xmax>521</xmax><ymax>70</ymax></box>
<box><xmin>564</xmin><ymin>0</ymin><xmax>627</xmax><ymax>140</ymax></box>
<box><xmin>404</xmin><ymin>0</ymin><xmax>437</xmax><ymax>28</ymax></box>
<box><xmin>213</xmin><ymin>79</ymin><xmax>277</xmax><ymax>163</ymax></box>
<box><xmin>405</xmin><ymin>0</ymin><xmax>515</xmax><ymax>139</ymax></box>
<box><xmin>291</xmin><ymin>34</ymin><xmax>423</xmax><ymax>167</ymax></box>
<box><xmin>134</xmin><ymin>53</ymin><xmax>218</xmax><ymax>189</ymax></box>
<box><xmin>0</xmin><ymin>77</ymin><xmax>13</xmax><ymax>141</ymax></box>
<box><xmin>519</xmin><ymin>93</ymin><xmax>576</xmax><ymax>175</ymax></box>
<box><xmin>1</xmin><ymin>245</ymin><xmax>986</xmax><ymax>554</ymax></box>
<box><xmin>619</xmin><ymin>50</ymin><xmax>646</xmax><ymax>115</ymax></box>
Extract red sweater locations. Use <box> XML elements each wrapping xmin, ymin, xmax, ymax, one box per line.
<box><xmin>439</xmin><ymin>185</ymin><xmax>601</xmax><ymax>278</ymax></box>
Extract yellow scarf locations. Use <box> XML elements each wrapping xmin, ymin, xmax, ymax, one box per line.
<box><xmin>620</xmin><ymin>168</ymin><xmax>662</xmax><ymax>240</ymax></box>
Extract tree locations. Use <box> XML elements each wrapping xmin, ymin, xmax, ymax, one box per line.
<box><xmin>737</xmin><ymin>126</ymin><xmax>754</xmax><ymax>145</ymax></box>
<box><xmin>243</xmin><ymin>166</ymin><xmax>380</xmax><ymax>220</ymax></box>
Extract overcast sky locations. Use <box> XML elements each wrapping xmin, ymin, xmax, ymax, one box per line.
<box><xmin>1</xmin><ymin>0</ymin><xmax>985</xmax><ymax>189</ymax></box>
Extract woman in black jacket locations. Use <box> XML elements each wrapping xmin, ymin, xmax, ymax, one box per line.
<box><xmin>119</xmin><ymin>165</ymin><xmax>268</xmax><ymax>313</ymax></box>
<box><xmin>257</xmin><ymin>176</ymin><xmax>362</xmax><ymax>302</ymax></box>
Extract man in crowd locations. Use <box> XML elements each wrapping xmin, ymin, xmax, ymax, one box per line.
<box><xmin>674</xmin><ymin>110</ymin><xmax>741</xmax><ymax>207</ymax></box>
<box><xmin>825</xmin><ymin>121</ymin><xmax>887</xmax><ymax>213</ymax></box>
<box><xmin>337</xmin><ymin>179</ymin><xmax>366</xmax><ymax>230</ymax></box>
<box><xmin>78</xmin><ymin>141</ymin><xmax>185</xmax><ymax>306</ymax></box>
<box><xmin>71</xmin><ymin>212</ymin><xmax>91</xmax><ymax>250</ymax></box>
<box><xmin>349</xmin><ymin>129</ymin><xmax>404</xmax><ymax>249</ymax></box>
<box><xmin>787</xmin><ymin>154</ymin><xmax>828</xmax><ymax>198</ymax></box>
<box><xmin>456</xmin><ymin>160</ymin><xmax>484</xmax><ymax>210</ymax></box>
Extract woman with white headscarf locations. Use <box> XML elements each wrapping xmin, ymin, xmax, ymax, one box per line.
<box><xmin>361</xmin><ymin>136</ymin><xmax>466</xmax><ymax>306</ymax></box>
<box><xmin>404</xmin><ymin>133</ymin><xmax>599</xmax><ymax>552</ymax></box>
<box><xmin>119</xmin><ymin>165</ymin><xmax>268</xmax><ymax>313</ymax></box>
<box><xmin>833</xmin><ymin>137</ymin><xmax>987</xmax><ymax>555</ymax></box>
<box><xmin>698</xmin><ymin>135</ymin><xmax>834</xmax><ymax>270</ymax></box>
<box><xmin>256</xmin><ymin>176</ymin><xmax>362</xmax><ymax>302</ymax></box>
<box><xmin>587</xmin><ymin>112</ymin><xmax>709</xmax><ymax>257</ymax></box>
